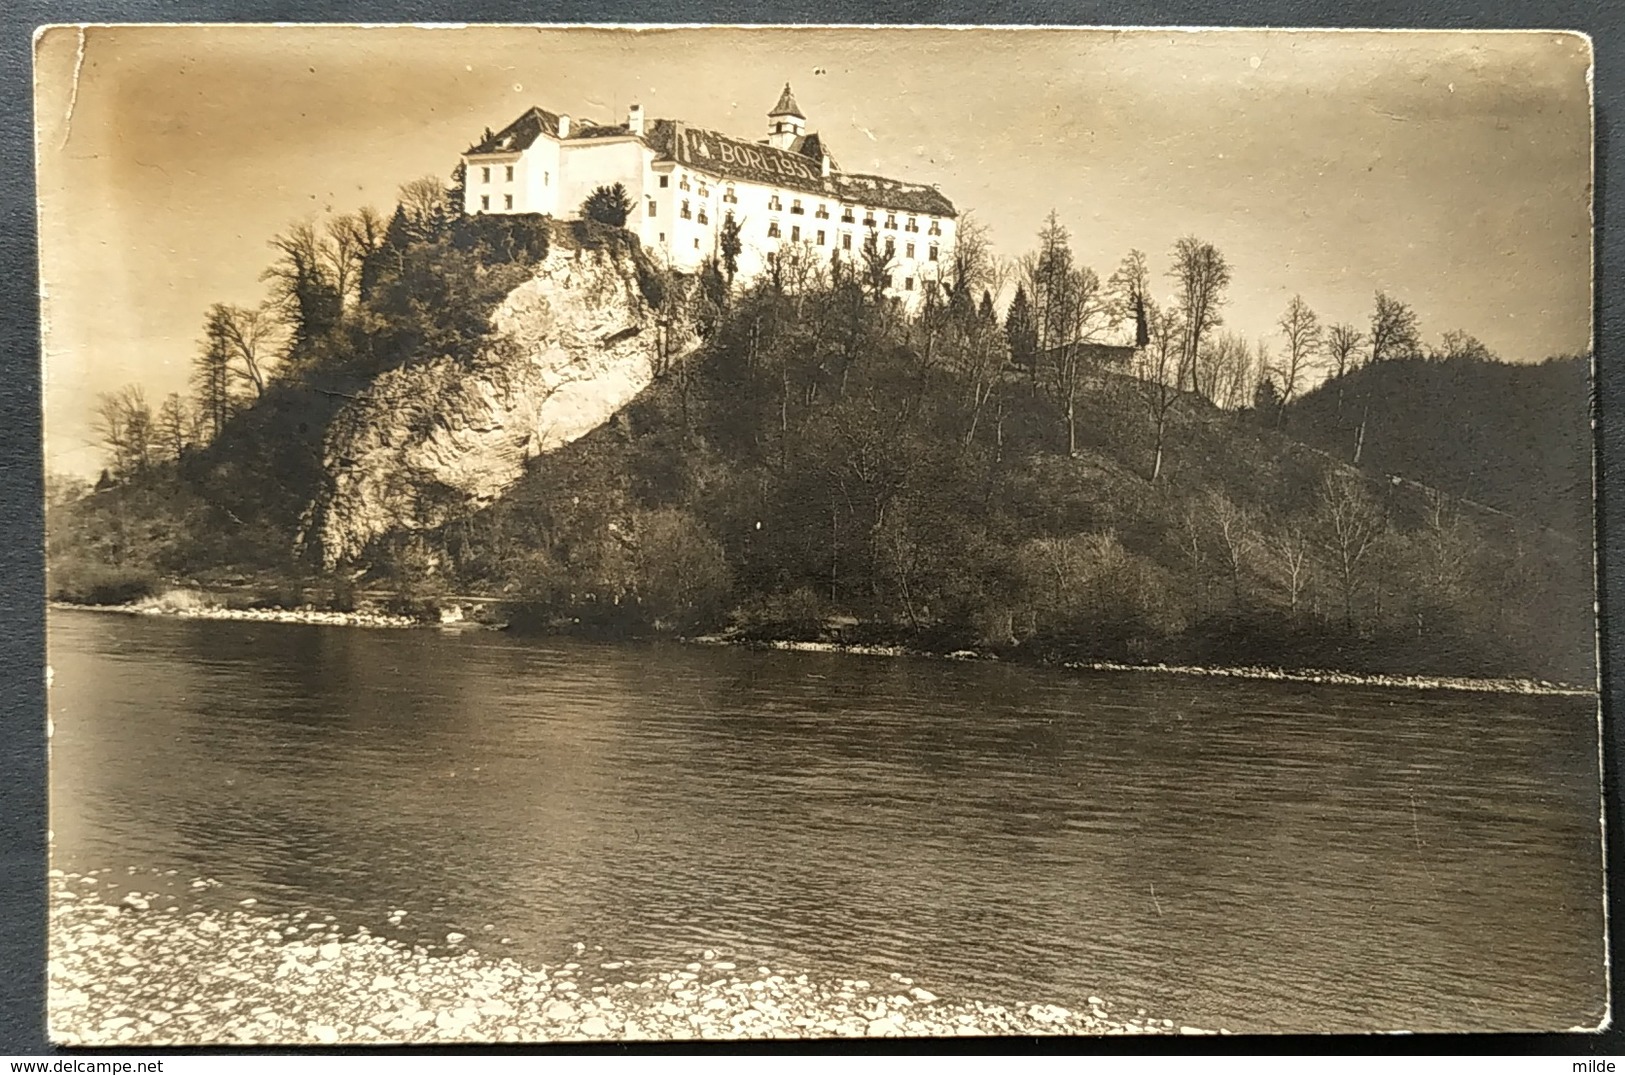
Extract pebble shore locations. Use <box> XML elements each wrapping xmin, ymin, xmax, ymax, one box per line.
<box><xmin>50</xmin><ymin>601</ymin><xmax>424</xmax><ymax>630</ymax></box>
<box><xmin>55</xmin><ymin>601</ymin><xmax>1585</xmax><ymax>696</ymax></box>
<box><xmin>717</xmin><ymin>637</ymin><xmax>1591</xmax><ymax>697</ymax></box>
<box><xmin>49</xmin><ymin>871</ymin><xmax>1209</xmax><ymax>1046</ymax></box>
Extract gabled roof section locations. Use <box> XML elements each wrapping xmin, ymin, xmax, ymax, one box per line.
<box><xmin>833</xmin><ymin>173</ymin><xmax>958</xmax><ymax>218</ymax></box>
<box><xmin>645</xmin><ymin>120</ymin><xmax>956</xmax><ymax>216</ymax></box>
<box><xmin>467</xmin><ymin>107</ymin><xmax>562</xmax><ymax>155</ymax></box>
<box><xmin>788</xmin><ymin>132</ymin><xmax>834</xmax><ymax>166</ymax></box>
<box><xmin>769</xmin><ymin>83</ymin><xmax>804</xmax><ymax>119</ymax></box>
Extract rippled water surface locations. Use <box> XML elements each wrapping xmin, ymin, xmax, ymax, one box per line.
<box><xmin>47</xmin><ymin>610</ymin><xmax>1606</xmax><ymax>1033</ymax></box>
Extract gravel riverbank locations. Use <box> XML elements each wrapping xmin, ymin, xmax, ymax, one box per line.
<box><xmin>52</xmin><ymin>601</ymin><xmax>1587</xmax><ymax>696</ymax></box>
<box><xmin>49</xmin><ymin>871</ymin><xmax>1210</xmax><ymax>1045</ymax></box>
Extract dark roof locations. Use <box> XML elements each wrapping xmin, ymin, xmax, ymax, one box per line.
<box><xmin>648</xmin><ymin>119</ymin><xmax>956</xmax><ymax>218</ymax></box>
<box><xmin>788</xmin><ymin>132</ymin><xmax>834</xmax><ymax>166</ymax></box>
<box><xmin>466</xmin><ymin>107</ymin><xmax>562</xmax><ymax>155</ymax></box>
<box><xmin>832</xmin><ymin>172</ymin><xmax>957</xmax><ymax>218</ymax></box>
<box><xmin>569</xmin><ymin>122</ymin><xmax>634</xmax><ymax>140</ymax></box>
<box><xmin>769</xmin><ymin>83</ymin><xmax>804</xmax><ymax>119</ymax></box>
<box><xmin>468</xmin><ymin>108</ymin><xmax>956</xmax><ymax>218</ymax></box>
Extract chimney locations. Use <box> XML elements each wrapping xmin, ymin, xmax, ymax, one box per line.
<box><xmin>627</xmin><ymin>103</ymin><xmax>644</xmax><ymax>136</ymax></box>
<box><xmin>557</xmin><ymin>114</ymin><xmax>572</xmax><ymax>139</ymax></box>
<box><xmin>820</xmin><ymin>153</ymin><xmax>831</xmax><ymax>179</ymax></box>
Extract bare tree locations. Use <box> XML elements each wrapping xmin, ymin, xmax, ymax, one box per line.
<box><xmin>194</xmin><ymin>308</ymin><xmax>235</xmax><ymax>442</ymax></box>
<box><xmin>858</xmin><ymin>227</ymin><xmax>895</xmax><ymax>303</ymax></box>
<box><xmin>1262</xmin><ymin>515</ymin><xmax>1313</xmax><ymax>615</ymax></box>
<box><xmin>264</xmin><ymin>223</ymin><xmax>341</xmax><ymax>356</ymax></box>
<box><xmin>93</xmin><ymin>385</ymin><xmax>154</xmax><ymax>478</ymax></box>
<box><xmin>327</xmin><ymin>207</ymin><xmax>387</xmax><ymax>307</ymax></box>
<box><xmin>1368</xmin><ymin>291</ymin><xmax>1420</xmax><ymax>364</ymax></box>
<box><xmin>156</xmin><ymin>393</ymin><xmax>189</xmax><ymax>464</ymax></box>
<box><xmin>1106</xmin><ymin>248</ymin><xmax>1152</xmax><ymax>336</ymax></box>
<box><xmin>1315</xmin><ymin>471</ymin><xmax>1387</xmax><ymax>630</ymax></box>
<box><xmin>1195</xmin><ymin>331</ymin><xmax>1256</xmax><ymax>410</ymax></box>
<box><xmin>1430</xmin><ymin>329</ymin><xmax>1495</xmax><ymax>363</ymax></box>
<box><xmin>1351</xmin><ymin>292</ymin><xmax>1422</xmax><ymax>462</ymax></box>
<box><xmin>1134</xmin><ymin>298</ymin><xmax>1181</xmax><ymax>482</ymax></box>
<box><xmin>957</xmin><ymin>286</ymin><xmax>1010</xmax><ymax>450</ymax></box>
<box><xmin>941</xmin><ymin>214</ymin><xmax>997</xmax><ymax>321</ymax></box>
<box><xmin>1324</xmin><ymin>321</ymin><xmax>1364</xmax><ymax>416</ymax></box>
<box><xmin>1272</xmin><ymin>294</ymin><xmax>1323</xmax><ymax>417</ymax></box>
<box><xmin>398</xmin><ymin>176</ymin><xmax>450</xmax><ymax>229</ymax></box>
<box><xmin>207</xmin><ymin>302</ymin><xmax>279</xmax><ymax>398</ymax></box>
<box><xmin>1203</xmin><ymin>490</ymin><xmax>1254</xmax><ymax>605</ymax></box>
<box><xmin>1025</xmin><ymin>212</ymin><xmax>1110</xmax><ymax>455</ymax></box>
<box><xmin>1168</xmin><ymin>236</ymin><xmax>1231</xmax><ymax>394</ymax></box>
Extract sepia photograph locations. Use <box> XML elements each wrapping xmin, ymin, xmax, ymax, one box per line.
<box><xmin>33</xmin><ymin>24</ymin><xmax>1603</xmax><ymax>1044</ymax></box>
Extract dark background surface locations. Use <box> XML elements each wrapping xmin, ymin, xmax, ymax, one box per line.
<box><xmin>2</xmin><ymin>0</ymin><xmax>1621</xmax><ymax>1056</ymax></box>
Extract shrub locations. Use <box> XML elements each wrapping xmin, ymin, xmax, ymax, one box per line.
<box><xmin>48</xmin><ymin>562</ymin><xmax>159</xmax><ymax>606</ymax></box>
<box><xmin>632</xmin><ymin>508</ymin><xmax>732</xmax><ymax>632</ymax></box>
<box><xmin>731</xmin><ymin>587</ymin><xmax>827</xmax><ymax>642</ymax></box>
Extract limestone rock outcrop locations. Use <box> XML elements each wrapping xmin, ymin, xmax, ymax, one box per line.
<box><xmin>300</xmin><ymin>233</ymin><xmax>694</xmax><ymax>568</ymax></box>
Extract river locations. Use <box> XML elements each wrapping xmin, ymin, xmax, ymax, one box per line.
<box><xmin>46</xmin><ymin>609</ymin><xmax>1606</xmax><ymax>1035</ymax></box>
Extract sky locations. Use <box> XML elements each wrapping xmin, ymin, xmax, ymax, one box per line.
<box><xmin>34</xmin><ymin>25</ymin><xmax>1593</xmax><ymax>477</ymax></box>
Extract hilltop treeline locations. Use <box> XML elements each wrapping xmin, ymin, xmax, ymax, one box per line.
<box><xmin>50</xmin><ymin>181</ymin><xmax>1596</xmax><ymax>683</ymax></box>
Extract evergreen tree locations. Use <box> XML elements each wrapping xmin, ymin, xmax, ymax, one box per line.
<box><xmin>582</xmin><ymin>183</ymin><xmax>632</xmax><ymax>227</ymax></box>
<box><xmin>1003</xmin><ymin>284</ymin><xmax>1038</xmax><ymax>380</ymax></box>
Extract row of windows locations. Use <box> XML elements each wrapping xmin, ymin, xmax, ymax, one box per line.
<box><xmin>478</xmin><ymin>165</ymin><xmax>550</xmax><ymax>186</ymax></box>
<box><xmin>652</xmin><ymin>174</ymin><xmax>942</xmax><ymax>233</ymax></box>
<box><xmin>480</xmin><ymin>194</ymin><xmax>514</xmax><ymax>210</ymax></box>
<box><xmin>763</xmin><ymin>221</ymin><xmax>938</xmax><ymax>260</ymax></box>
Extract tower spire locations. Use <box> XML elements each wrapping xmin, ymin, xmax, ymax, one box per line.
<box><xmin>766</xmin><ymin>83</ymin><xmax>806</xmax><ymax>150</ymax></box>
<box><xmin>769</xmin><ymin>82</ymin><xmax>804</xmax><ymax>120</ymax></box>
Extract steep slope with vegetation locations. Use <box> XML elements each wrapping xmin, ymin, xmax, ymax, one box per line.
<box><xmin>49</xmin><ymin>179</ymin><xmax>1596</xmax><ymax>684</ymax></box>
<box><xmin>1282</xmin><ymin>354</ymin><xmax>1592</xmax><ymax>539</ymax></box>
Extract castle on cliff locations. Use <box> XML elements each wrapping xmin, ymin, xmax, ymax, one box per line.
<box><xmin>460</xmin><ymin>84</ymin><xmax>958</xmax><ymax>306</ymax></box>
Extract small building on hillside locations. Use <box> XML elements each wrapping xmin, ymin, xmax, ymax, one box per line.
<box><xmin>460</xmin><ymin>84</ymin><xmax>958</xmax><ymax>308</ymax></box>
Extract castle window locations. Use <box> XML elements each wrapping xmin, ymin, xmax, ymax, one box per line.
<box><xmin>817</xmin><ymin>230</ymin><xmax>826</xmax><ymax>245</ymax></box>
<box><xmin>694</xmin><ymin>238</ymin><xmax>701</xmax><ymax>249</ymax></box>
<box><xmin>481</xmin><ymin>167</ymin><xmax>490</xmax><ymax>183</ymax></box>
<box><xmin>768</xmin><ymin>221</ymin><xmax>781</xmax><ymax>238</ymax></box>
<box><xmin>929</xmin><ymin>219</ymin><xmax>941</xmax><ymax>236</ymax></box>
<box><xmin>681</xmin><ymin>200</ymin><xmax>692</xmax><ymax>220</ymax></box>
<box><xmin>648</xmin><ymin>200</ymin><xmax>657</xmax><ymax>217</ymax></box>
<box><xmin>697</xmin><ymin>208</ymin><xmax>708</xmax><ymax>225</ymax></box>
<box><xmin>862</xmin><ymin>211</ymin><xmax>876</xmax><ymax>227</ymax></box>
<box><xmin>680</xmin><ymin>176</ymin><xmax>691</xmax><ymax>192</ymax></box>
<box><xmin>769</xmin><ymin>195</ymin><xmax>783</xmax><ymax>211</ymax></box>
<box><xmin>505</xmin><ymin>165</ymin><xmax>515</xmax><ymax>182</ymax></box>
<box><xmin>816</xmin><ymin>204</ymin><xmax>829</xmax><ymax>220</ymax></box>
<box><xmin>928</xmin><ymin>244</ymin><xmax>939</xmax><ymax>262</ymax></box>
<box><xmin>841</xmin><ymin>208</ymin><xmax>854</xmax><ymax>224</ymax></box>
<box><xmin>886</xmin><ymin>213</ymin><xmax>898</xmax><ymax>230</ymax></box>
<box><xmin>724</xmin><ymin>185</ymin><xmax>737</xmax><ymax>204</ymax></box>
<box><xmin>791</xmin><ymin>225</ymin><xmax>801</xmax><ymax>242</ymax></box>
<box><xmin>544</xmin><ymin>171</ymin><xmax>550</xmax><ymax>185</ymax></box>
<box><xmin>906</xmin><ymin>216</ymin><xmax>918</xmax><ymax>233</ymax></box>
<box><xmin>725</xmin><ymin>211</ymin><xmax>735</xmax><ymax>227</ymax></box>
<box><xmin>504</xmin><ymin>194</ymin><xmax>514</xmax><ymax>209</ymax></box>
<box><xmin>842</xmin><ymin>233</ymin><xmax>852</xmax><ymax>251</ymax></box>
<box><xmin>884</xmin><ymin>237</ymin><xmax>895</xmax><ymax>257</ymax></box>
<box><xmin>480</xmin><ymin>194</ymin><xmax>489</xmax><ymax>210</ymax></box>
<box><xmin>790</xmin><ymin>199</ymin><xmax>804</xmax><ymax>215</ymax></box>
<box><xmin>905</xmin><ymin>277</ymin><xmax>915</xmax><ymax>291</ymax></box>
<box><xmin>659</xmin><ymin>232</ymin><xmax>666</xmax><ymax>241</ymax></box>
<box><xmin>906</xmin><ymin>243</ymin><xmax>915</xmax><ymax>259</ymax></box>
<box><xmin>698</xmin><ymin>182</ymin><xmax>709</xmax><ymax>197</ymax></box>
<box><xmin>659</xmin><ymin>175</ymin><xmax>669</xmax><ymax>188</ymax></box>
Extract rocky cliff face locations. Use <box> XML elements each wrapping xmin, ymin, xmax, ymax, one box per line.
<box><xmin>301</xmin><ymin>233</ymin><xmax>695</xmax><ymax>569</ymax></box>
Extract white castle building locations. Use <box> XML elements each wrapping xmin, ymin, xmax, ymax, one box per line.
<box><xmin>460</xmin><ymin>84</ymin><xmax>958</xmax><ymax>306</ymax></box>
